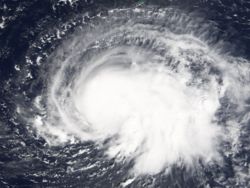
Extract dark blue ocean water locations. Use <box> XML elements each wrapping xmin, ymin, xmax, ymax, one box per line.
<box><xmin>0</xmin><ymin>0</ymin><xmax>250</xmax><ymax>187</ymax></box>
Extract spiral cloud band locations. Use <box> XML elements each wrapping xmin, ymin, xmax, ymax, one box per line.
<box><xmin>34</xmin><ymin>8</ymin><xmax>250</xmax><ymax>175</ymax></box>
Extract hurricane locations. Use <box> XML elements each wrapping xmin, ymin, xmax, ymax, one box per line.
<box><xmin>1</xmin><ymin>1</ymin><xmax>250</xmax><ymax>187</ymax></box>
<box><xmin>35</xmin><ymin>6</ymin><xmax>250</xmax><ymax>178</ymax></box>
